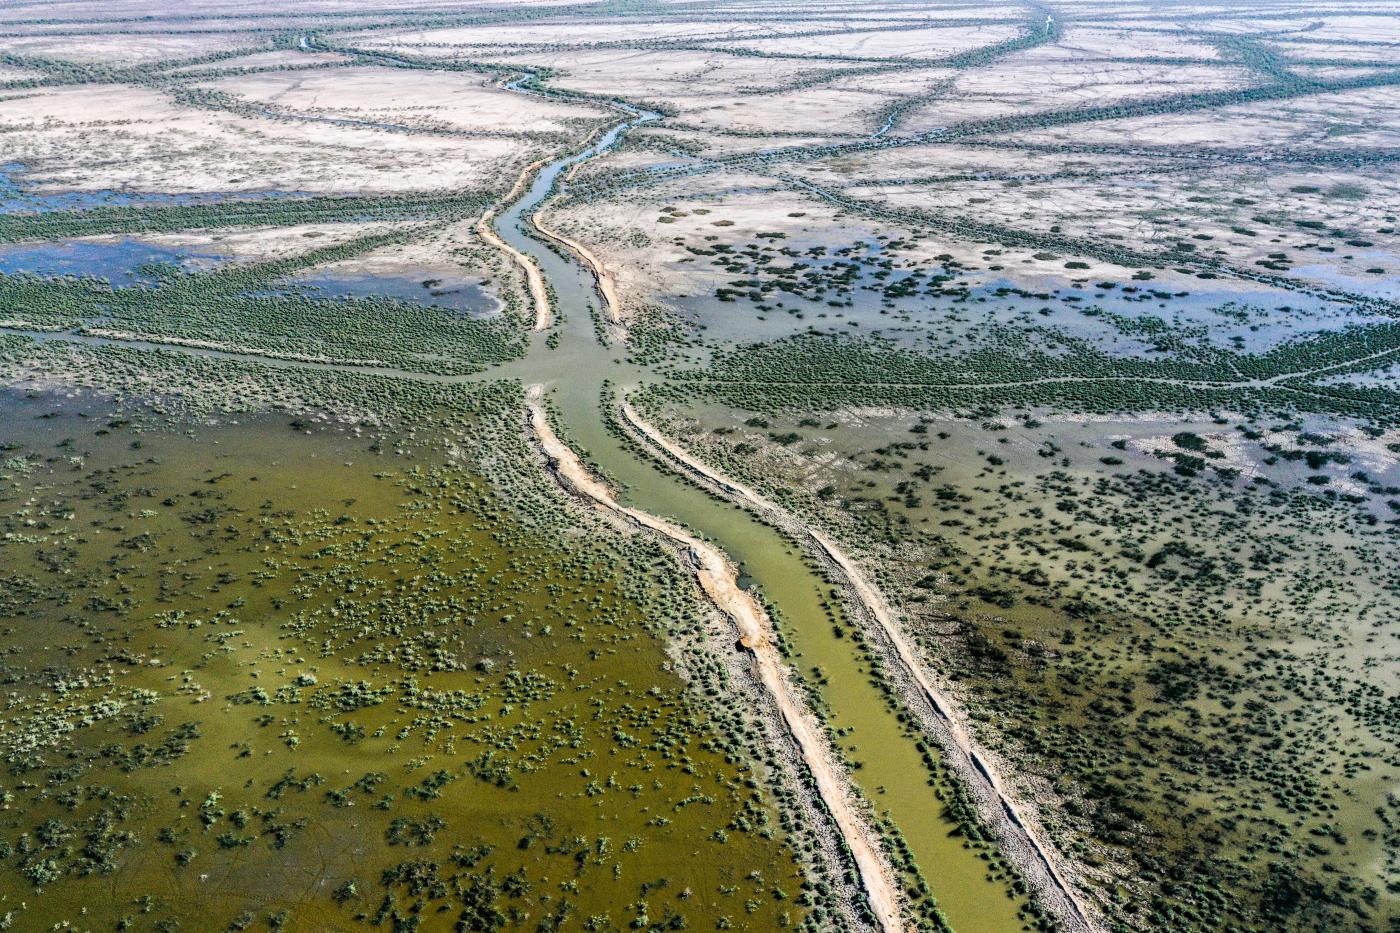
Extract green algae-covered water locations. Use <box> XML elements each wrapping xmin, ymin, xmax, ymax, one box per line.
<box><xmin>0</xmin><ymin>391</ymin><xmax>807</xmax><ymax>932</ymax></box>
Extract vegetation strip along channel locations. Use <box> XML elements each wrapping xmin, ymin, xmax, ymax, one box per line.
<box><xmin>481</xmin><ymin>75</ymin><xmax>1054</xmax><ymax>933</ymax></box>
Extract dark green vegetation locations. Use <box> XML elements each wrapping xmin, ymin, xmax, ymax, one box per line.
<box><xmin>0</xmin><ymin>194</ymin><xmax>489</xmax><ymax>243</ymax></box>
<box><xmin>648</xmin><ymin>232</ymin><xmax>1400</xmax><ymax>427</ymax></box>
<box><xmin>0</xmin><ymin>226</ymin><xmax>519</xmax><ymax>374</ymax></box>
<box><xmin>0</xmin><ymin>388</ymin><xmax>813</xmax><ymax>933</ymax></box>
<box><xmin>671</xmin><ymin>325</ymin><xmax>1400</xmax><ymax>425</ymax></box>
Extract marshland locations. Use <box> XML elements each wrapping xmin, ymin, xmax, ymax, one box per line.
<box><xmin>0</xmin><ymin>1</ymin><xmax>1397</xmax><ymax>932</ymax></box>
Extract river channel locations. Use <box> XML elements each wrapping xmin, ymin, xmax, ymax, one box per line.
<box><xmin>486</xmin><ymin>98</ymin><xmax>1028</xmax><ymax>933</ymax></box>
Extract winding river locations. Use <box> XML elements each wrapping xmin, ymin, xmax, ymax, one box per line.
<box><xmin>484</xmin><ymin>99</ymin><xmax>1034</xmax><ymax>933</ymax></box>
